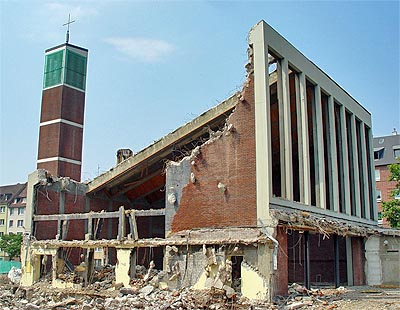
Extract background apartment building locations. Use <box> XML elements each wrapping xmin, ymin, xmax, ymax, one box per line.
<box><xmin>373</xmin><ymin>130</ymin><xmax>400</xmax><ymax>226</ymax></box>
<box><xmin>0</xmin><ymin>183</ymin><xmax>27</xmax><ymax>260</ymax></box>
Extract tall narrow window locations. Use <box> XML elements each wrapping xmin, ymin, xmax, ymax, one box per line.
<box><xmin>321</xmin><ymin>92</ymin><xmax>331</xmax><ymax>210</ymax></box>
<box><xmin>346</xmin><ymin>111</ymin><xmax>356</xmax><ymax>216</ymax></box>
<box><xmin>269</xmin><ymin>53</ymin><xmax>282</xmax><ymax>197</ymax></box>
<box><xmin>289</xmin><ymin>69</ymin><xmax>300</xmax><ymax>202</ymax></box>
<box><xmin>334</xmin><ymin>103</ymin><xmax>344</xmax><ymax>213</ymax></box>
<box><xmin>356</xmin><ymin>119</ymin><xmax>365</xmax><ymax>218</ymax></box>
<box><xmin>306</xmin><ymin>81</ymin><xmax>317</xmax><ymax>206</ymax></box>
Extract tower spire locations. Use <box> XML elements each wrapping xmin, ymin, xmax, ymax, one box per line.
<box><xmin>63</xmin><ymin>14</ymin><xmax>75</xmax><ymax>43</ymax></box>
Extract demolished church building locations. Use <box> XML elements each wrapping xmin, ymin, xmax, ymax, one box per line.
<box><xmin>21</xmin><ymin>21</ymin><xmax>399</xmax><ymax>299</ymax></box>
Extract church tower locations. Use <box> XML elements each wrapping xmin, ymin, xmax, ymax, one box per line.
<box><xmin>36</xmin><ymin>27</ymin><xmax>88</xmax><ymax>181</ymax></box>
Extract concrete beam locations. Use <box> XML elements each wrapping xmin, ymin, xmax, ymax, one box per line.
<box><xmin>298</xmin><ymin>73</ymin><xmax>311</xmax><ymax>204</ymax></box>
<box><xmin>339</xmin><ymin>105</ymin><xmax>351</xmax><ymax>215</ymax></box>
<box><xmin>278</xmin><ymin>58</ymin><xmax>293</xmax><ymax>200</ymax></box>
<box><xmin>359</xmin><ymin>123</ymin><xmax>370</xmax><ymax>220</ymax></box>
<box><xmin>314</xmin><ymin>85</ymin><xmax>326</xmax><ymax>209</ymax></box>
<box><xmin>248</xmin><ymin>19</ymin><xmax>273</xmax><ymax>228</ymax></box>
<box><xmin>351</xmin><ymin>114</ymin><xmax>361</xmax><ymax>218</ymax></box>
<box><xmin>328</xmin><ymin>96</ymin><xmax>339</xmax><ymax>212</ymax></box>
<box><xmin>33</xmin><ymin>208</ymin><xmax>165</xmax><ymax>221</ymax></box>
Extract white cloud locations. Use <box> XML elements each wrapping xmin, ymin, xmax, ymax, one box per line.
<box><xmin>44</xmin><ymin>2</ymin><xmax>99</xmax><ymax>21</ymax></box>
<box><xmin>105</xmin><ymin>37</ymin><xmax>175</xmax><ymax>63</ymax></box>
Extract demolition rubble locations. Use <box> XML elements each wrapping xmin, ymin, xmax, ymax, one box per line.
<box><xmin>1</xmin><ymin>269</ymin><xmax>399</xmax><ymax>310</ymax></box>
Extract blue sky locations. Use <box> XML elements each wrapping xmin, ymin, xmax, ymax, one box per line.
<box><xmin>0</xmin><ymin>0</ymin><xmax>399</xmax><ymax>185</ymax></box>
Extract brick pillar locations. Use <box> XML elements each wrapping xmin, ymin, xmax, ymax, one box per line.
<box><xmin>273</xmin><ymin>226</ymin><xmax>288</xmax><ymax>296</ymax></box>
<box><xmin>352</xmin><ymin>237</ymin><xmax>366</xmax><ymax>285</ymax></box>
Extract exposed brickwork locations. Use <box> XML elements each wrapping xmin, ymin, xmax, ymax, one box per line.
<box><xmin>37</xmin><ymin>161</ymin><xmax>82</xmax><ymax>182</ymax></box>
<box><xmin>274</xmin><ymin>226</ymin><xmax>288</xmax><ymax>295</ymax></box>
<box><xmin>171</xmin><ymin>75</ymin><xmax>256</xmax><ymax>232</ymax></box>
<box><xmin>40</xmin><ymin>86</ymin><xmax>85</xmax><ymax>124</ymax></box>
<box><xmin>58</xmin><ymin>124</ymin><xmax>84</xmax><ymax>160</ymax></box>
<box><xmin>37</xmin><ymin>123</ymin><xmax>62</xmax><ymax>159</ymax></box>
<box><xmin>352</xmin><ymin>237</ymin><xmax>366</xmax><ymax>285</ymax></box>
<box><xmin>37</xmin><ymin>123</ymin><xmax>83</xmax><ymax>161</ymax></box>
<box><xmin>38</xmin><ymin>83</ymin><xmax>85</xmax><ymax>181</ymax></box>
<box><xmin>35</xmin><ymin>191</ymin><xmax>60</xmax><ymax>240</ymax></box>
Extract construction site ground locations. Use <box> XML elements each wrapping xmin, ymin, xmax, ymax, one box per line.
<box><xmin>0</xmin><ymin>274</ymin><xmax>399</xmax><ymax>309</ymax></box>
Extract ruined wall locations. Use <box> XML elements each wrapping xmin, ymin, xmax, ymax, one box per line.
<box><xmin>34</xmin><ymin>180</ymin><xmax>87</xmax><ymax>241</ymax></box>
<box><xmin>365</xmin><ymin>235</ymin><xmax>400</xmax><ymax>286</ymax></box>
<box><xmin>170</xmin><ymin>75</ymin><xmax>257</xmax><ymax>232</ymax></box>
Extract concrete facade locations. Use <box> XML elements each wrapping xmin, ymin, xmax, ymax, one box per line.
<box><xmin>21</xmin><ymin>21</ymin><xmax>396</xmax><ymax>300</ymax></box>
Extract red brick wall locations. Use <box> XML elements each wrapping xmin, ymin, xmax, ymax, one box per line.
<box><xmin>171</xmin><ymin>75</ymin><xmax>256</xmax><ymax>232</ymax></box>
<box><xmin>274</xmin><ymin>226</ymin><xmax>288</xmax><ymax>295</ymax></box>
<box><xmin>37</xmin><ymin>161</ymin><xmax>82</xmax><ymax>182</ymax></box>
<box><xmin>38</xmin><ymin>84</ymin><xmax>85</xmax><ymax>181</ymax></box>
<box><xmin>376</xmin><ymin>165</ymin><xmax>397</xmax><ymax>227</ymax></box>
<box><xmin>40</xmin><ymin>86</ymin><xmax>85</xmax><ymax>124</ymax></box>
<box><xmin>352</xmin><ymin>237</ymin><xmax>366</xmax><ymax>285</ymax></box>
<box><xmin>35</xmin><ymin>191</ymin><xmax>60</xmax><ymax>239</ymax></box>
<box><xmin>37</xmin><ymin>123</ymin><xmax>62</xmax><ymax>159</ymax></box>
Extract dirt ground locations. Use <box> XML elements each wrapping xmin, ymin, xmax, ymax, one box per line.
<box><xmin>320</xmin><ymin>286</ymin><xmax>400</xmax><ymax>310</ymax></box>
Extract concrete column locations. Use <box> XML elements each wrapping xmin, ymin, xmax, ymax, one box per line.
<box><xmin>115</xmin><ymin>248</ymin><xmax>132</xmax><ymax>287</ymax></box>
<box><xmin>339</xmin><ymin>105</ymin><xmax>351</xmax><ymax>215</ymax></box>
<box><xmin>328</xmin><ymin>96</ymin><xmax>339</xmax><ymax>212</ymax></box>
<box><xmin>278</xmin><ymin>58</ymin><xmax>293</xmax><ymax>200</ymax></box>
<box><xmin>314</xmin><ymin>85</ymin><xmax>326</xmax><ymax>209</ymax></box>
<box><xmin>359</xmin><ymin>123</ymin><xmax>370</xmax><ymax>220</ymax></box>
<box><xmin>248</xmin><ymin>22</ymin><xmax>273</xmax><ymax>227</ymax></box>
<box><xmin>25</xmin><ymin>170</ymin><xmax>47</xmax><ymax>234</ymax></box>
<box><xmin>59</xmin><ymin>191</ymin><xmax>65</xmax><ymax>214</ymax></box>
<box><xmin>351</xmin><ymin>114</ymin><xmax>361</xmax><ymax>218</ymax></box>
<box><xmin>367</xmin><ymin>128</ymin><xmax>378</xmax><ymax>221</ymax></box>
<box><xmin>298</xmin><ymin>73</ymin><xmax>311</xmax><ymax>205</ymax></box>
<box><xmin>295</xmin><ymin>75</ymin><xmax>304</xmax><ymax>202</ymax></box>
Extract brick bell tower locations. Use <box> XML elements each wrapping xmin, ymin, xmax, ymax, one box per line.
<box><xmin>37</xmin><ymin>20</ymin><xmax>88</xmax><ymax>181</ymax></box>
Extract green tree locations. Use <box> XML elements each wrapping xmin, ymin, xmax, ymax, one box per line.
<box><xmin>0</xmin><ymin>233</ymin><xmax>23</xmax><ymax>260</ymax></box>
<box><xmin>382</xmin><ymin>162</ymin><xmax>400</xmax><ymax>228</ymax></box>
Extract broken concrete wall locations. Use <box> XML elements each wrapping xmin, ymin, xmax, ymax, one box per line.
<box><xmin>365</xmin><ymin>234</ymin><xmax>400</xmax><ymax>286</ymax></box>
<box><xmin>165</xmin><ymin>157</ymin><xmax>191</xmax><ymax>235</ymax></box>
<box><xmin>170</xmin><ymin>74</ymin><xmax>257</xmax><ymax>232</ymax></box>
<box><xmin>163</xmin><ymin>242</ymin><xmax>271</xmax><ymax>300</ymax></box>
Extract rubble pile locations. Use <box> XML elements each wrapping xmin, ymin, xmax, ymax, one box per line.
<box><xmin>0</xmin><ymin>269</ymin><xmax>399</xmax><ymax>309</ymax></box>
<box><xmin>273</xmin><ymin>283</ymin><xmax>347</xmax><ymax>309</ymax></box>
<box><xmin>0</xmin><ymin>275</ymin><xmax>271</xmax><ymax>310</ymax></box>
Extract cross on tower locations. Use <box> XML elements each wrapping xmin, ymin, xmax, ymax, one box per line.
<box><xmin>63</xmin><ymin>14</ymin><xmax>75</xmax><ymax>43</ymax></box>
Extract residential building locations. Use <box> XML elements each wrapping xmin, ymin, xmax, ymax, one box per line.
<box><xmin>373</xmin><ymin>131</ymin><xmax>400</xmax><ymax>227</ymax></box>
<box><xmin>21</xmin><ymin>21</ymin><xmax>399</xmax><ymax>298</ymax></box>
<box><xmin>0</xmin><ymin>183</ymin><xmax>27</xmax><ymax>259</ymax></box>
<box><xmin>7</xmin><ymin>185</ymin><xmax>27</xmax><ymax>234</ymax></box>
